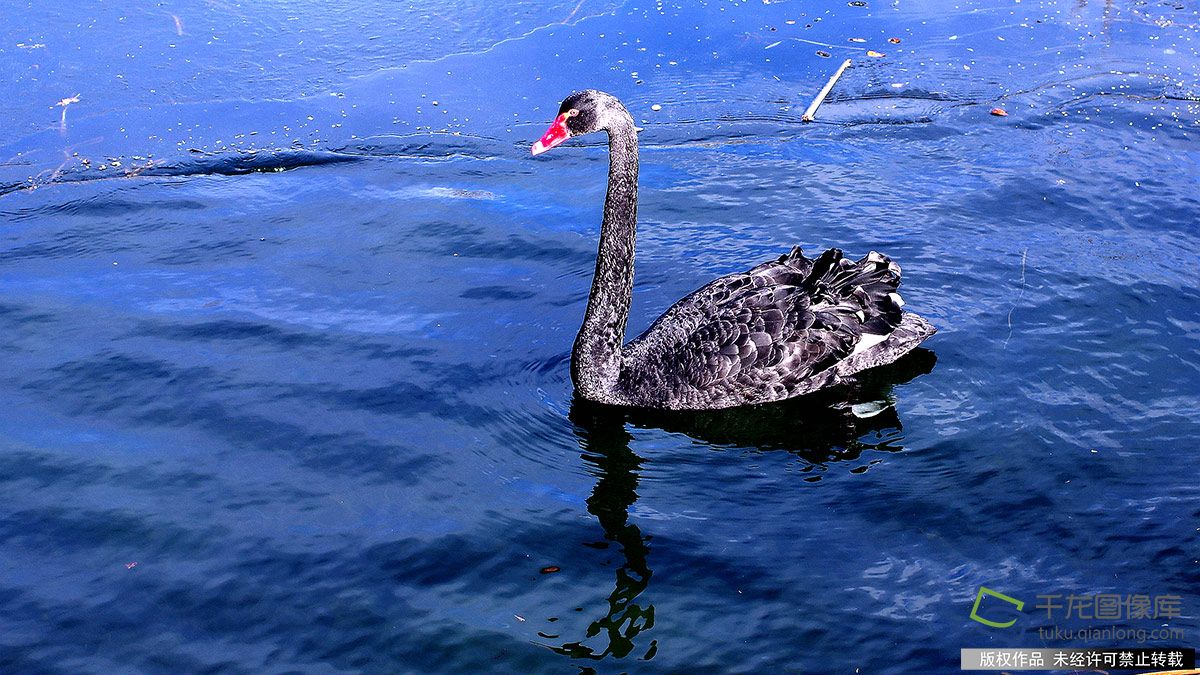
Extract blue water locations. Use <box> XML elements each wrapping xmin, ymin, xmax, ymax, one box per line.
<box><xmin>2</xmin><ymin>0</ymin><xmax>1198</xmax><ymax>672</ymax></box>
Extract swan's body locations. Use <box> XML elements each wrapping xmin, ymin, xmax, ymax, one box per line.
<box><xmin>533</xmin><ymin>90</ymin><xmax>935</xmax><ymax>410</ymax></box>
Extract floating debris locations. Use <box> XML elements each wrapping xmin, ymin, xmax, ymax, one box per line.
<box><xmin>802</xmin><ymin>58</ymin><xmax>852</xmax><ymax>122</ymax></box>
<box><xmin>651</xmin><ymin>104</ymin><xmax>662</xmax><ymax>111</ymax></box>
<box><xmin>866</xmin><ymin>50</ymin><xmax>885</xmax><ymax>58</ymax></box>
<box><xmin>765</xmin><ymin>40</ymin><xmax>782</xmax><ymax>49</ymax></box>
<box><xmin>56</xmin><ymin>94</ymin><xmax>81</xmax><ymax>132</ymax></box>
<box><xmin>848</xmin><ymin>0</ymin><xmax>867</xmax><ymax>6</ymax></box>
<box><xmin>125</xmin><ymin>561</ymin><xmax>138</xmax><ymax>569</ymax></box>
<box><xmin>816</xmin><ymin>50</ymin><xmax>831</xmax><ymax>58</ymax></box>
<box><xmin>849</xmin><ymin>37</ymin><xmax>867</xmax><ymax>42</ymax></box>
<box><xmin>540</xmin><ymin>565</ymin><xmax>561</xmax><ymax>574</ymax></box>
<box><xmin>990</xmin><ymin>107</ymin><xmax>1009</xmax><ymax>116</ymax></box>
<box><xmin>888</xmin><ymin>37</ymin><xmax>902</xmax><ymax>43</ymax></box>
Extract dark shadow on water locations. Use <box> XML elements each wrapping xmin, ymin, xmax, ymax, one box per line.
<box><xmin>554</xmin><ymin>349</ymin><xmax>936</xmax><ymax>664</ymax></box>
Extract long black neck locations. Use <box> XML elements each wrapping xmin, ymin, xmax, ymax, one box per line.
<box><xmin>571</xmin><ymin>115</ymin><xmax>638</xmax><ymax>400</ymax></box>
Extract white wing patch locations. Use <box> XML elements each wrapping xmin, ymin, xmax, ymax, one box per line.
<box><xmin>851</xmin><ymin>332</ymin><xmax>889</xmax><ymax>355</ymax></box>
<box><xmin>849</xmin><ymin>290</ymin><xmax>905</xmax><ymax>356</ymax></box>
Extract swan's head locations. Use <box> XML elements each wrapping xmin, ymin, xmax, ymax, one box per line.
<box><xmin>531</xmin><ymin>90</ymin><xmax>630</xmax><ymax>156</ymax></box>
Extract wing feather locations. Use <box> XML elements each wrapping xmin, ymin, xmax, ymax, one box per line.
<box><xmin>619</xmin><ymin>246</ymin><xmax>907</xmax><ymax>407</ymax></box>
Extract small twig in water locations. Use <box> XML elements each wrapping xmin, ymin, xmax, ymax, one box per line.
<box><xmin>788</xmin><ymin>37</ymin><xmax>868</xmax><ymax>51</ymax></box>
<box><xmin>427</xmin><ymin>11</ymin><xmax>461</xmax><ymax>29</ymax></box>
<box><xmin>802</xmin><ymin>59</ymin><xmax>851</xmax><ymax>123</ymax></box>
<box><xmin>46</xmin><ymin>149</ymin><xmax>74</xmax><ymax>184</ymax></box>
<box><xmin>561</xmin><ymin>0</ymin><xmax>586</xmax><ymax>24</ymax></box>
<box><xmin>1003</xmin><ymin>248</ymin><xmax>1028</xmax><ymax>349</ymax></box>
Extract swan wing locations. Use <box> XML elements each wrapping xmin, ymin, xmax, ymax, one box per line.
<box><xmin>620</xmin><ymin>247</ymin><xmax>906</xmax><ymax>407</ymax></box>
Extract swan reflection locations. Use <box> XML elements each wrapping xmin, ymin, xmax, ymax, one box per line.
<box><xmin>553</xmin><ymin>349</ymin><xmax>935</xmax><ymax>663</ymax></box>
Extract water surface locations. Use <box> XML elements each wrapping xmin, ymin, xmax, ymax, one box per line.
<box><xmin>1</xmin><ymin>0</ymin><xmax>1198</xmax><ymax>672</ymax></box>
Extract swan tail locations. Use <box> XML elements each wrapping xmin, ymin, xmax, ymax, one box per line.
<box><xmin>745</xmin><ymin>245</ymin><xmax>813</xmax><ymax>283</ymax></box>
<box><xmin>836</xmin><ymin>312</ymin><xmax>937</xmax><ymax>377</ymax></box>
<box><xmin>778</xmin><ymin>245</ymin><xmax>812</xmax><ymax>273</ymax></box>
<box><xmin>803</xmin><ymin>248</ymin><xmax>905</xmax><ymax>339</ymax></box>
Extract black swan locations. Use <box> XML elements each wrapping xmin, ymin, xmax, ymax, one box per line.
<box><xmin>532</xmin><ymin>90</ymin><xmax>935</xmax><ymax>410</ymax></box>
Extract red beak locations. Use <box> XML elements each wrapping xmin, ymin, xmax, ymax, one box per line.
<box><xmin>531</xmin><ymin>113</ymin><xmax>570</xmax><ymax>156</ymax></box>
